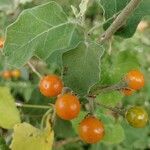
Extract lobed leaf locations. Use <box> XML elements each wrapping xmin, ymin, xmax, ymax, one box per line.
<box><xmin>62</xmin><ymin>42</ymin><xmax>104</xmax><ymax>96</ymax></box>
<box><xmin>10</xmin><ymin>121</ymin><xmax>54</xmax><ymax>150</ymax></box>
<box><xmin>4</xmin><ymin>2</ymin><xmax>84</xmax><ymax>67</ymax></box>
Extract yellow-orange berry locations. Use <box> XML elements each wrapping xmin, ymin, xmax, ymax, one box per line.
<box><xmin>78</xmin><ymin>116</ymin><xmax>105</xmax><ymax>144</ymax></box>
<box><xmin>0</xmin><ymin>38</ymin><xmax>4</xmax><ymax>48</ymax></box>
<box><xmin>124</xmin><ymin>70</ymin><xmax>144</xmax><ymax>90</ymax></box>
<box><xmin>11</xmin><ymin>69</ymin><xmax>21</xmax><ymax>78</ymax></box>
<box><xmin>2</xmin><ymin>70</ymin><xmax>12</xmax><ymax>79</ymax></box>
<box><xmin>55</xmin><ymin>93</ymin><xmax>80</xmax><ymax>120</ymax></box>
<box><xmin>39</xmin><ymin>75</ymin><xmax>63</xmax><ymax>97</ymax></box>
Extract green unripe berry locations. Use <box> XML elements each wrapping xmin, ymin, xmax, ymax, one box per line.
<box><xmin>125</xmin><ymin>106</ymin><xmax>148</xmax><ymax>128</ymax></box>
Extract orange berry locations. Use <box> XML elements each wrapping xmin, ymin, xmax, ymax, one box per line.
<box><xmin>39</xmin><ymin>75</ymin><xmax>63</xmax><ymax>97</ymax></box>
<box><xmin>11</xmin><ymin>69</ymin><xmax>21</xmax><ymax>78</ymax></box>
<box><xmin>124</xmin><ymin>70</ymin><xmax>144</xmax><ymax>90</ymax></box>
<box><xmin>2</xmin><ymin>70</ymin><xmax>12</xmax><ymax>79</ymax></box>
<box><xmin>0</xmin><ymin>38</ymin><xmax>4</xmax><ymax>48</ymax></box>
<box><xmin>55</xmin><ymin>93</ymin><xmax>80</xmax><ymax>120</ymax></box>
<box><xmin>78</xmin><ymin>116</ymin><xmax>105</xmax><ymax>144</ymax></box>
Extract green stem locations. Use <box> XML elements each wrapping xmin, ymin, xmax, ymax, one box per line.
<box><xmin>41</xmin><ymin>109</ymin><xmax>52</xmax><ymax>129</ymax></box>
<box><xmin>16</xmin><ymin>102</ymin><xmax>50</xmax><ymax>109</ymax></box>
<box><xmin>3</xmin><ymin>81</ymin><xmax>36</xmax><ymax>88</ymax></box>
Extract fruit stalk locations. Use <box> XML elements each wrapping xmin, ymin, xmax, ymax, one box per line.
<box><xmin>27</xmin><ymin>61</ymin><xmax>42</xmax><ymax>78</ymax></box>
<box><xmin>16</xmin><ymin>102</ymin><xmax>50</xmax><ymax>109</ymax></box>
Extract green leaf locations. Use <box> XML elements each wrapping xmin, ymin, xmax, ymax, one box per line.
<box><xmin>4</xmin><ymin>2</ymin><xmax>84</xmax><ymax>67</ymax></box>
<box><xmin>10</xmin><ymin>122</ymin><xmax>54</xmax><ymax>150</ymax></box>
<box><xmin>23</xmin><ymin>86</ymin><xmax>34</xmax><ymax>102</ymax></box>
<box><xmin>62</xmin><ymin>42</ymin><xmax>104</xmax><ymax>96</ymax></box>
<box><xmin>96</xmin><ymin>91</ymin><xmax>123</xmax><ymax>107</ymax></box>
<box><xmin>121</xmin><ymin>121</ymin><xmax>150</xmax><ymax>148</ymax></box>
<box><xmin>0</xmin><ymin>54</ymin><xmax>5</xmax><ymax>71</ymax></box>
<box><xmin>100</xmin><ymin>0</ymin><xmax>150</xmax><ymax>38</ymax></box>
<box><xmin>89</xmin><ymin>143</ymin><xmax>109</xmax><ymax>150</ymax></box>
<box><xmin>112</xmin><ymin>50</ymin><xmax>140</xmax><ymax>82</ymax></box>
<box><xmin>0</xmin><ymin>87</ymin><xmax>21</xmax><ymax>129</ymax></box>
<box><xmin>100</xmin><ymin>50</ymin><xmax>140</xmax><ymax>84</ymax></box>
<box><xmin>96</xmin><ymin>109</ymin><xmax>125</xmax><ymax>144</ymax></box>
<box><xmin>22</xmin><ymin>88</ymin><xmax>50</xmax><ymax>125</ymax></box>
<box><xmin>9</xmin><ymin>81</ymin><xmax>35</xmax><ymax>102</ymax></box>
<box><xmin>103</xmin><ymin>123</ymin><xmax>125</xmax><ymax>144</ymax></box>
<box><xmin>71</xmin><ymin>111</ymin><xmax>87</xmax><ymax>134</ymax></box>
<box><xmin>96</xmin><ymin>109</ymin><xmax>114</xmax><ymax>124</ymax></box>
<box><xmin>0</xmin><ymin>136</ymin><xmax>10</xmax><ymax>150</ymax></box>
<box><xmin>54</xmin><ymin>117</ymin><xmax>76</xmax><ymax>138</ymax></box>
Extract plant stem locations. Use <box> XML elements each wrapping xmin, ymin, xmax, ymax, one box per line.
<box><xmin>88</xmin><ymin>11</ymin><xmax>121</xmax><ymax>35</ymax></box>
<box><xmin>54</xmin><ymin>137</ymin><xmax>80</xmax><ymax>148</ymax></box>
<box><xmin>96</xmin><ymin>102</ymin><xmax>125</xmax><ymax>116</ymax></box>
<box><xmin>41</xmin><ymin>109</ymin><xmax>52</xmax><ymax>129</ymax></box>
<box><xmin>89</xmin><ymin>82</ymin><xmax>127</xmax><ymax>96</ymax></box>
<box><xmin>99</xmin><ymin>0</ymin><xmax>142</xmax><ymax>43</ymax></box>
<box><xmin>87</xmin><ymin>97</ymin><xmax>95</xmax><ymax>114</ymax></box>
<box><xmin>16</xmin><ymin>102</ymin><xmax>50</xmax><ymax>109</ymax></box>
<box><xmin>27</xmin><ymin>61</ymin><xmax>42</xmax><ymax>78</ymax></box>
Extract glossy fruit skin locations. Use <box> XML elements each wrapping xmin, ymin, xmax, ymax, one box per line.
<box><xmin>125</xmin><ymin>70</ymin><xmax>144</xmax><ymax>90</ymax></box>
<box><xmin>2</xmin><ymin>71</ymin><xmax>12</xmax><ymax>79</ymax></box>
<box><xmin>125</xmin><ymin>106</ymin><xmax>148</xmax><ymax>128</ymax></box>
<box><xmin>0</xmin><ymin>38</ymin><xmax>4</xmax><ymax>48</ymax></box>
<box><xmin>11</xmin><ymin>69</ymin><xmax>21</xmax><ymax>78</ymax></box>
<box><xmin>55</xmin><ymin>93</ymin><xmax>80</xmax><ymax>120</ymax></box>
<box><xmin>39</xmin><ymin>75</ymin><xmax>63</xmax><ymax>97</ymax></box>
<box><xmin>121</xmin><ymin>88</ymin><xmax>133</xmax><ymax>96</ymax></box>
<box><xmin>78</xmin><ymin>116</ymin><xmax>105</xmax><ymax>144</ymax></box>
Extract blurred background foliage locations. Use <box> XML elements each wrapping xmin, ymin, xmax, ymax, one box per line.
<box><xmin>0</xmin><ymin>0</ymin><xmax>150</xmax><ymax>149</ymax></box>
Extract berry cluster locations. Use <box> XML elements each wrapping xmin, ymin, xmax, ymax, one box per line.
<box><xmin>39</xmin><ymin>75</ymin><xmax>104</xmax><ymax>143</ymax></box>
<box><xmin>39</xmin><ymin>75</ymin><xmax>81</xmax><ymax>120</ymax></box>
<box><xmin>0</xmin><ymin>69</ymin><xmax>21</xmax><ymax>80</ymax></box>
<box><xmin>38</xmin><ymin>70</ymin><xmax>148</xmax><ymax>144</ymax></box>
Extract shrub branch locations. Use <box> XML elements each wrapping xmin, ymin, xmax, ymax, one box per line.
<box><xmin>99</xmin><ymin>0</ymin><xmax>142</xmax><ymax>43</ymax></box>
